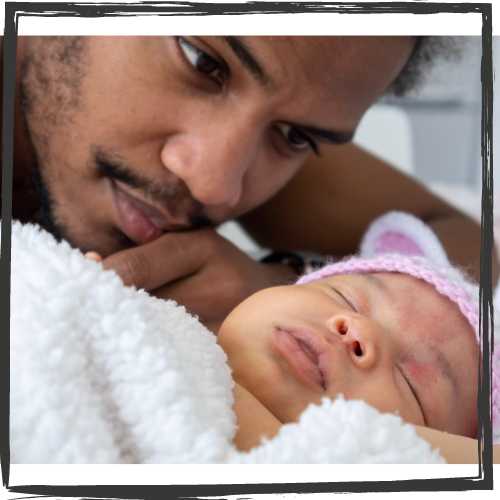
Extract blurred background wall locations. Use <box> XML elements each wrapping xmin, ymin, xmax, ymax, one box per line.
<box><xmin>358</xmin><ymin>36</ymin><xmax>483</xmax><ymax>218</ymax></box>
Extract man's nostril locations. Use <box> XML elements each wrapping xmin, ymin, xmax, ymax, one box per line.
<box><xmin>339</xmin><ymin>322</ymin><xmax>347</xmax><ymax>335</ymax></box>
<box><xmin>354</xmin><ymin>341</ymin><xmax>362</xmax><ymax>356</ymax></box>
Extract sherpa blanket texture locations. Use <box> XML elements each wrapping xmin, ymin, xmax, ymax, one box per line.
<box><xmin>9</xmin><ymin>221</ymin><xmax>445</xmax><ymax>463</ymax></box>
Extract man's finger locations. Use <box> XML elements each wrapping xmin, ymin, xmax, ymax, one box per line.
<box><xmin>102</xmin><ymin>230</ymin><xmax>211</xmax><ymax>290</ymax></box>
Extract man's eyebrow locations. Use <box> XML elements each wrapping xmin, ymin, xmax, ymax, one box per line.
<box><xmin>218</xmin><ymin>36</ymin><xmax>354</xmax><ymax>145</ymax></box>
<box><xmin>218</xmin><ymin>36</ymin><xmax>269</xmax><ymax>86</ymax></box>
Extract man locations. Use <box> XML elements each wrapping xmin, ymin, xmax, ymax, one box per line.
<box><xmin>2</xmin><ymin>36</ymin><xmax>494</xmax><ymax>333</ymax></box>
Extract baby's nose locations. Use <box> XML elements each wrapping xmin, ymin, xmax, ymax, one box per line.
<box><xmin>329</xmin><ymin>315</ymin><xmax>378</xmax><ymax>370</ymax></box>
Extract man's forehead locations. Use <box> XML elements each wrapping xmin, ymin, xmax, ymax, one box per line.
<box><xmin>245</xmin><ymin>36</ymin><xmax>414</xmax><ymax>68</ymax></box>
<box><xmin>237</xmin><ymin>36</ymin><xmax>414</xmax><ymax>124</ymax></box>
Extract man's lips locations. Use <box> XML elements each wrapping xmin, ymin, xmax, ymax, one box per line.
<box><xmin>273</xmin><ymin>328</ymin><xmax>331</xmax><ymax>390</ymax></box>
<box><xmin>110</xmin><ymin>180</ymin><xmax>188</xmax><ymax>246</ymax></box>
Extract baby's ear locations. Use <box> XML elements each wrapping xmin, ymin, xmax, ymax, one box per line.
<box><xmin>360</xmin><ymin>211</ymin><xmax>451</xmax><ymax>266</ymax></box>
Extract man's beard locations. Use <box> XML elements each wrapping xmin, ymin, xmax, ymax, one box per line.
<box><xmin>28</xmin><ymin>156</ymin><xmax>66</xmax><ymax>243</ymax></box>
<box><xmin>26</xmin><ymin>147</ymin><xmax>216</xmax><ymax>255</ymax></box>
<box><xmin>19</xmin><ymin>36</ymin><xmax>85</xmax><ymax>245</ymax></box>
<box><xmin>92</xmin><ymin>147</ymin><xmax>215</xmax><ymax>233</ymax></box>
<box><xmin>19</xmin><ymin>36</ymin><xmax>215</xmax><ymax>254</ymax></box>
<box><xmin>24</xmin><ymin>142</ymin><xmax>218</xmax><ymax>256</ymax></box>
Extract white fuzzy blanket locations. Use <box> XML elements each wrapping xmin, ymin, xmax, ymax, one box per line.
<box><xmin>9</xmin><ymin>221</ymin><xmax>445</xmax><ymax>463</ymax></box>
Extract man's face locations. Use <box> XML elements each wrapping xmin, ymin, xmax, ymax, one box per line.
<box><xmin>17</xmin><ymin>36</ymin><xmax>415</xmax><ymax>256</ymax></box>
<box><xmin>218</xmin><ymin>273</ymin><xmax>479</xmax><ymax>438</ymax></box>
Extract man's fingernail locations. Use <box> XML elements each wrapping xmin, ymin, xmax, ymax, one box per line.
<box><xmin>85</xmin><ymin>251</ymin><xmax>103</xmax><ymax>263</ymax></box>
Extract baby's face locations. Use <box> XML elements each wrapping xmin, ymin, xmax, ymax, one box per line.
<box><xmin>218</xmin><ymin>272</ymin><xmax>479</xmax><ymax>437</ymax></box>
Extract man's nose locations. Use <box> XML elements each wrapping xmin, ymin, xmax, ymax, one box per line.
<box><xmin>328</xmin><ymin>315</ymin><xmax>385</xmax><ymax>371</ymax></box>
<box><xmin>160</xmin><ymin>117</ymin><xmax>258</xmax><ymax>208</ymax></box>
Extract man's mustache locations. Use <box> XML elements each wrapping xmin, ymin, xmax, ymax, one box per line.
<box><xmin>93</xmin><ymin>148</ymin><xmax>215</xmax><ymax>231</ymax></box>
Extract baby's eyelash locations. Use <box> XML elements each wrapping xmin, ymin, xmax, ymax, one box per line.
<box><xmin>399</xmin><ymin>366</ymin><xmax>426</xmax><ymax>425</ymax></box>
<box><xmin>331</xmin><ymin>287</ymin><xmax>356</xmax><ymax>311</ymax></box>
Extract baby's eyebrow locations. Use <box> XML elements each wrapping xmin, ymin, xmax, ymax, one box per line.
<box><xmin>358</xmin><ymin>274</ymin><xmax>390</xmax><ymax>299</ymax></box>
<box><xmin>360</xmin><ymin>274</ymin><xmax>385</xmax><ymax>289</ymax></box>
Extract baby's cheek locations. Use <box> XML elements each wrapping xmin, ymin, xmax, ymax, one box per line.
<box><xmin>398</xmin><ymin>310</ymin><xmax>453</xmax><ymax>389</ymax></box>
<box><xmin>397</xmin><ymin>298</ymin><xmax>456</xmax><ymax>346</ymax></box>
<box><xmin>403</xmin><ymin>357</ymin><xmax>441</xmax><ymax>389</ymax></box>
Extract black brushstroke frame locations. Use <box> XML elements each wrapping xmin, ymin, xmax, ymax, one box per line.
<box><xmin>0</xmin><ymin>1</ymin><xmax>494</xmax><ymax>497</ymax></box>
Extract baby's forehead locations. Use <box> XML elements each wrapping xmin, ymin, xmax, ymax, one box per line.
<box><xmin>316</xmin><ymin>270</ymin><xmax>424</xmax><ymax>288</ymax></box>
<box><xmin>320</xmin><ymin>270</ymin><xmax>436</xmax><ymax>289</ymax></box>
<box><xmin>340</xmin><ymin>272</ymin><xmax>476</xmax><ymax>346</ymax></box>
<box><xmin>316</xmin><ymin>271</ymin><xmax>471</xmax><ymax>325</ymax></box>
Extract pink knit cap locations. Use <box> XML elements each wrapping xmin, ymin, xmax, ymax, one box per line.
<box><xmin>296</xmin><ymin>212</ymin><xmax>499</xmax><ymax>443</ymax></box>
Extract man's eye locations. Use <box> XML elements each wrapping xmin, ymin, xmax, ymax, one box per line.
<box><xmin>178</xmin><ymin>37</ymin><xmax>225</xmax><ymax>83</ymax></box>
<box><xmin>276</xmin><ymin>123</ymin><xmax>319</xmax><ymax>155</ymax></box>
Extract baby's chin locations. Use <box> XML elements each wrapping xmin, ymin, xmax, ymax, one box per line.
<box><xmin>216</xmin><ymin>318</ymin><xmax>236</xmax><ymax>353</ymax></box>
<box><xmin>216</xmin><ymin>302</ymin><xmax>255</xmax><ymax>354</ymax></box>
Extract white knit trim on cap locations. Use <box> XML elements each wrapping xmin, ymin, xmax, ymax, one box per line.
<box><xmin>360</xmin><ymin>211</ymin><xmax>451</xmax><ymax>266</ymax></box>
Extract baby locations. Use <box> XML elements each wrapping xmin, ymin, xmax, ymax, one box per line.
<box><xmin>217</xmin><ymin>215</ymin><xmax>499</xmax><ymax>461</ymax></box>
<box><xmin>84</xmin><ymin>211</ymin><xmax>498</xmax><ymax>462</ymax></box>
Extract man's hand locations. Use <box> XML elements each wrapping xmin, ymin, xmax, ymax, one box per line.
<box><xmin>101</xmin><ymin>228</ymin><xmax>297</xmax><ymax>334</ymax></box>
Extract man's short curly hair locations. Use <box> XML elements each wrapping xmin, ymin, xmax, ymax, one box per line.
<box><xmin>385</xmin><ymin>36</ymin><xmax>465</xmax><ymax>97</ymax></box>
